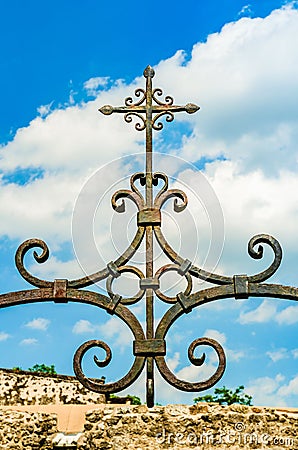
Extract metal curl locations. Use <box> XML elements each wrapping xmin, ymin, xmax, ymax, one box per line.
<box><xmin>130</xmin><ymin>172</ymin><xmax>146</xmax><ymax>202</ymax></box>
<box><xmin>72</xmin><ymin>297</ymin><xmax>146</xmax><ymax>394</ymax></box>
<box><xmin>73</xmin><ymin>338</ymin><xmax>146</xmax><ymax>394</ymax></box>
<box><xmin>247</xmin><ymin>234</ymin><xmax>282</xmax><ymax>283</ymax></box>
<box><xmin>111</xmin><ymin>189</ymin><xmax>144</xmax><ymax>212</ymax></box>
<box><xmin>152</xmin><ymin>172</ymin><xmax>168</xmax><ymax>201</ymax></box>
<box><xmin>155</xmin><ymin>337</ymin><xmax>226</xmax><ymax>392</ymax></box>
<box><xmin>15</xmin><ymin>239</ymin><xmax>53</xmax><ymax>288</ymax></box>
<box><xmin>75</xmin><ymin>340</ymin><xmax>112</xmax><ymax>368</ymax></box>
<box><xmin>152</xmin><ymin>112</ymin><xmax>174</xmax><ymax>131</ymax></box>
<box><xmin>154</xmin><ymin>264</ymin><xmax>192</xmax><ymax>303</ymax></box>
<box><xmin>106</xmin><ymin>265</ymin><xmax>146</xmax><ymax>305</ymax></box>
<box><xmin>152</xmin><ymin>88</ymin><xmax>174</xmax><ymax>106</ymax></box>
<box><xmin>125</xmin><ymin>88</ymin><xmax>146</xmax><ymax>107</ymax></box>
<box><xmin>154</xmin><ymin>188</ymin><xmax>187</xmax><ymax>212</ymax></box>
<box><xmin>124</xmin><ymin>112</ymin><xmax>146</xmax><ymax>131</ymax></box>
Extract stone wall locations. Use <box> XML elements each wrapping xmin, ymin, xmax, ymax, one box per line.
<box><xmin>0</xmin><ymin>403</ymin><xmax>298</xmax><ymax>449</ymax></box>
<box><xmin>78</xmin><ymin>403</ymin><xmax>298</xmax><ymax>449</ymax></box>
<box><xmin>0</xmin><ymin>368</ymin><xmax>106</xmax><ymax>405</ymax></box>
<box><xmin>0</xmin><ymin>409</ymin><xmax>57</xmax><ymax>449</ymax></box>
<box><xmin>0</xmin><ymin>368</ymin><xmax>297</xmax><ymax>449</ymax></box>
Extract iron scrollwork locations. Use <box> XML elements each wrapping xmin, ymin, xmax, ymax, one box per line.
<box><xmin>0</xmin><ymin>66</ymin><xmax>297</xmax><ymax>407</ymax></box>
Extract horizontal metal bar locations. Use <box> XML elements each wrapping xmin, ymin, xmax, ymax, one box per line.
<box><xmin>133</xmin><ymin>339</ymin><xmax>166</xmax><ymax>356</ymax></box>
<box><xmin>137</xmin><ymin>209</ymin><xmax>161</xmax><ymax>226</ymax></box>
<box><xmin>140</xmin><ymin>277</ymin><xmax>160</xmax><ymax>290</ymax></box>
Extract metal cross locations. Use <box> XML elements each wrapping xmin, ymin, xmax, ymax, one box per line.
<box><xmin>3</xmin><ymin>65</ymin><xmax>296</xmax><ymax>410</ymax></box>
<box><xmin>99</xmin><ymin>65</ymin><xmax>199</xmax><ymax>406</ymax></box>
<box><xmin>99</xmin><ymin>65</ymin><xmax>199</xmax><ymax>198</ymax></box>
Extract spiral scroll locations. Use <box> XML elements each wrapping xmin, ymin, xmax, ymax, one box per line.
<box><xmin>247</xmin><ymin>234</ymin><xmax>282</xmax><ymax>283</ymax></box>
<box><xmin>130</xmin><ymin>172</ymin><xmax>146</xmax><ymax>196</ymax></box>
<box><xmin>111</xmin><ymin>189</ymin><xmax>144</xmax><ymax>213</ymax></box>
<box><xmin>155</xmin><ymin>337</ymin><xmax>226</xmax><ymax>392</ymax></box>
<box><xmin>125</xmin><ymin>88</ymin><xmax>146</xmax><ymax>107</ymax></box>
<box><xmin>152</xmin><ymin>111</ymin><xmax>174</xmax><ymax>131</ymax></box>
<box><xmin>152</xmin><ymin>88</ymin><xmax>174</xmax><ymax>106</ymax></box>
<box><xmin>73</xmin><ymin>301</ymin><xmax>147</xmax><ymax>394</ymax></box>
<box><xmin>124</xmin><ymin>112</ymin><xmax>146</xmax><ymax>131</ymax></box>
<box><xmin>154</xmin><ymin>188</ymin><xmax>188</xmax><ymax>212</ymax></box>
<box><xmin>73</xmin><ymin>339</ymin><xmax>146</xmax><ymax>394</ymax></box>
<box><xmin>15</xmin><ymin>239</ymin><xmax>53</xmax><ymax>288</ymax></box>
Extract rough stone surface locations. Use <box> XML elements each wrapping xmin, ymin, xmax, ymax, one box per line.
<box><xmin>0</xmin><ymin>368</ymin><xmax>297</xmax><ymax>449</ymax></box>
<box><xmin>0</xmin><ymin>368</ymin><xmax>106</xmax><ymax>405</ymax></box>
<box><xmin>77</xmin><ymin>403</ymin><xmax>298</xmax><ymax>449</ymax></box>
<box><xmin>0</xmin><ymin>409</ymin><xmax>57</xmax><ymax>449</ymax></box>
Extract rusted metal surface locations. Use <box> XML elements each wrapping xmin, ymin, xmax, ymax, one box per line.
<box><xmin>0</xmin><ymin>66</ymin><xmax>297</xmax><ymax>407</ymax></box>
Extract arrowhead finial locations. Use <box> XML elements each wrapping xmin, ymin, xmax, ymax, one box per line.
<box><xmin>143</xmin><ymin>65</ymin><xmax>155</xmax><ymax>79</ymax></box>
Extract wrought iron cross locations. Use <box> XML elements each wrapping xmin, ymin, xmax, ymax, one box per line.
<box><xmin>99</xmin><ymin>65</ymin><xmax>199</xmax><ymax>180</ymax></box>
<box><xmin>100</xmin><ymin>66</ymin><xmax>199</xmax><ymax>406</ymax></box>
<box><xmin>1</xmin><ymin>65</ymin><xmax>293</xmax><ymax>408</ymax></box>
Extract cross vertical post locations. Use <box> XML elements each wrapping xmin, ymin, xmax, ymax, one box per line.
<box><xmin>99</xmin><ymin>66</ymin><xmax>199</xmax><ymax>406</ymax></box>
<box><xmin>144</xmin><ymin>66</ymin><xmax>155</xmax><ymax>407</ymax></box>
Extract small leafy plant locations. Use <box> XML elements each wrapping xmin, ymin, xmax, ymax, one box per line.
<box><xmin>27</xmin><ymin>364</ymin><xmax>57</xmax><ymax>375</ymax></box>
<box><xmin>194</xmin><ymin>385</ymin><xmax>252</xmax><ymax>406</ymax></box>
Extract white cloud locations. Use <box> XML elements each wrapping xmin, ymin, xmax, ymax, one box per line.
<box><xmin>37</xmin><ymin>102</ymin><xmax>53</xmax><ymax>117</ymax></box>
<box><xmin>238</xmin><ymin>4</ymin><xmax>253</xmax><ymax>17</ymax></box>
<box><xmin>157</xmin><ymin>7</ymin><xmax>298</xmax><ymax>166</ymax></box>
<box><xmin>167</xmin><ymin>352</ymin><xmax>180</xmax><ymax>372</ymax></box>
<box><xmin>72</xmin><ymin>319</ymin><xmax>96</xmax><ymax>334</ymax></box>
<box><xmin>276</xmin><ymin>305</ymin><xmax>298</xmax><ymax>325</ymax></box>
<box><xmin>25</xmin><ymin>318</ymin><xmax>50</xmax><ymax>331</ymax></box>
<box><xmin>246</xmin><ymin>374</ymin><xmax>298</xmax><ymax>406</ymax></box>
<box><xmin>278</xmin><ymin>374</ymin><xmax>298</xmax><ymax>397</ymax></box>
<box><xmin>72</xmin><ymin>316</ymin><xmax>132</xmax><ymax>353</ymax></box>
<box><xmin>203</xmin><ymin>329</ymin><xmax>244</xmax><ymax>362</ymax></box>
<box><xmin>0</xmin><ymin>332</ymin><xmax>10</xmax><ymax>342</ymax></box>
<box><xmin>238</xmin><ymin>300</ymin><xmax>277</xmax><ymax>324</ymax></box>
<box><xmin>227</xmin><ymin>348</ymin><xmax>245</xmax><ymax>362</ymax></box>
<box><xmin>29</xmin><ymin>255</ymin><xmax>86</xmax><ymax>282</ymax></box>
<box><xmin>266</xmin><ymin>348</ymin><xmax>289</xmax><ymax>363</ymax></box>
<box><xmin>175</xmin><ymin>360</ymin><xmax>216</xmax><ymax>383</ymax></box>
<box><xmin>0</xmin><ymin>87</ymin><xmax>141</xmax><ymax>174</ymax></box>
<box><xmin>98</xmin><ymin>317</ymin><xmax>132</xmax><ymax>352</ymax></box>
<box><xmin>238</xmin><ymin>301</ymin><xmax>298</xmax><ymax>326</ymax></box>
<box><xmin>292</xmin><ymin>349</ymin><xmax>298</xmax><ymax>359</ymax></box>
<box><xmin>84</xmin><ymin>76</ymin><xmax>110</xmax><ymax>95</ymax></box>
<box><xmin>246</xmin><ymin>374</ymin><xmax>287</xmax><ymax>406</ymax></box>
<box><xmin>20</xmin><ymin>338</ymin><xmax>38</xmax><ymax>346</ymax></box>
<box><xmin>204</xmin><ymin>329</ymin><xmax>226</xmax><ymax>345</ymax></box>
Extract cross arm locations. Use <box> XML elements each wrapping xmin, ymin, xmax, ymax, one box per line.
<box><xmin>99</xmin><ymin>103</ymin><xmax>199</xmax><ymax>116</ymax></box>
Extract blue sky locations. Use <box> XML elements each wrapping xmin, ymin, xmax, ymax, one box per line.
<box><xmin>1</xmin><ymin>0</ymin><xmax>298</xmax><ymax>406</ymax></box>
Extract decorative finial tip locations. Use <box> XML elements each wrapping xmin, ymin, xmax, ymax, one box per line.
<box><xmin>143</xmin><ymin>65</ymin><xmax>155</xmax><ymax>78</ymax></box>
<box><xmin>185</xmin><ymin>103</ymin><xmax>200</xmax><ymax>114</ymax></box>
<box><xmin>99</xmin><ymin>105</ymin><xmax>114</xmax><ymax>115</ymax></box>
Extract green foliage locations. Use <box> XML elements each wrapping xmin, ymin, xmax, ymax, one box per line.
<box><xmin>109</xmin><ymin>393</ymin><xmax>142</xmax><ymax>405</ymax></box>
<box><xmin>127</xmin><ymin>395</ymin><xmax>142</xmax><ymax>405</ymax></box>
<box><xmin>194</xmin><ymin>385</ymin><xmax>252</xmax><ymax>406</ymax></box>
<box><xmin>11</xmin><ymin>366</ymin><xmax>22</xmax><ymax>372</ymax></box>
<box><xmin>27</xmin><ymin>364</ymin><xmax>57</xmax><ymax>375</ymax></box>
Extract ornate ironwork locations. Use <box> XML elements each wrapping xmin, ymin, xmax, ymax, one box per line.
<box><xmin>0</xmin><ymin>65</ymin><xmax>297</xmax><ymax>407</ymax></box>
